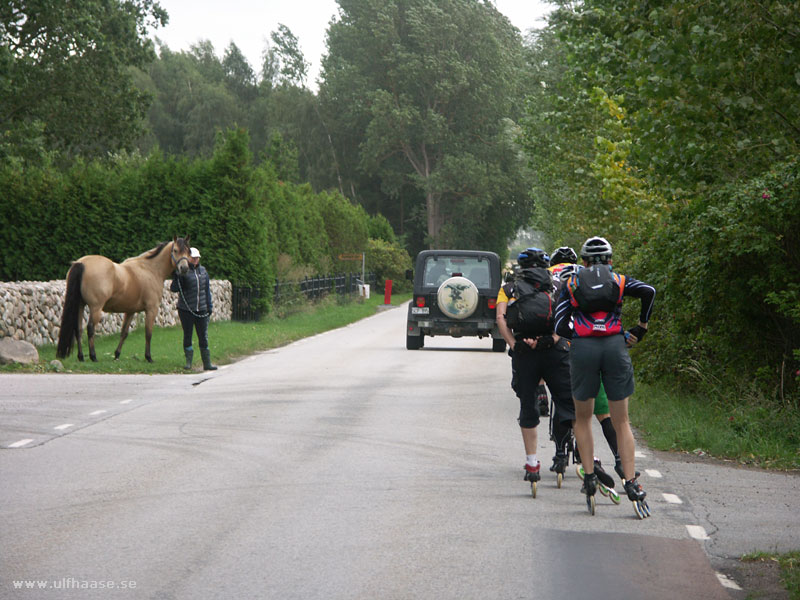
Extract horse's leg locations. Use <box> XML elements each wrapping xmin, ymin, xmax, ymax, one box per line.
<box><xmin>144</xmin><ymin>309</ymin><xmax>157</xmax><ymax>363</ymax></box>
<box><xmin>114</xmin><ymin>312</ymin><xmax>135</xmax><ymax>360</ymax></box>
<box><xmin>76</xmin><ymin>302</ymin><xmax>86</xmax><ymax>362</ymax></box>
<box><xmin>87</xmin><ymin>307</ymin><xmax>102</xmax><ymax>362</ymax></box>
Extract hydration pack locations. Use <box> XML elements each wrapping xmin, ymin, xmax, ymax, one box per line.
<box><xmin>566</xmin><ymin>264</ymin><xmax>626</xmax><ymax>337</ymax></box>
<box><xmin>504</xmin><ymin>267</ymin><xmax>554</xmax><ymax>336</ymax></box>
<box><xmin>566</xmin><ymin>264</ymin><xmax>625</xmax><ymax>313</ymax></box>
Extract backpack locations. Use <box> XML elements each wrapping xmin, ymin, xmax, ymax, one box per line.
<box><xmin>566</xmin><ymin>264</ymin><xmax>626</xmax><ymax>337</ymax></box>
<box><xmin>504</xmin><ymin>267</ymin><xmax>554</xmax><ymax>336</ymax></box>
<box><xmin>566</xmin><ymin>264</ymin><xmax>625</xmax><ymax>313</ymax></box>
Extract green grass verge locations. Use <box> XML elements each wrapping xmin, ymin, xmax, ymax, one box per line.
<box><xmin>742</xmin><ymin>551</ymin><xmax>800</xmax><ymax>600</ymax></box>
<box><xmin>629</xmin><ymin>381</ymin><xmax>800</xmax><ymax>471</ymax></box>
<box><xmin>2</xmin><ymin>293</ymin><xmax>411</xmax><ymax>375</ymax></box>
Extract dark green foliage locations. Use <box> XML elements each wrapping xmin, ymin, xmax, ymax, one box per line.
<box><xmin>636</xmin><ymin>160</ymin><xmax>800</xmax><ymax>403</ymax></box>
<box><xmin>1</xmin><ymin>0</ymin><xmax>167</xmax><ymax>159</ymax></box>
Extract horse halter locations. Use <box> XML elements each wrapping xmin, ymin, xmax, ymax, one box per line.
<box><xmin>171</xmin><ymin>242</ymin><xmax>190</xmax><ymax>271</ymax></box>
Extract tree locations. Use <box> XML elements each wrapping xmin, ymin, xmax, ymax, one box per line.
<box><xmin>319</xmin><ymin>0</ymin><xmax>532</xmax><ymax>251</ymax></box>
<box><xmin>263</xmin><ymin>24</ymin><xmax>310</xmax><ymax>88</ymax></box>
<box><xmin>1</xmin><ymin>0</ymin><xmax>167</xmax><ymax>159</ymax></box>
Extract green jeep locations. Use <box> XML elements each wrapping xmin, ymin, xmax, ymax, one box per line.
<box><xmin>405</xmin><ymin>250</ymin><xmax>506</xmax><ymax>352</ymax></box>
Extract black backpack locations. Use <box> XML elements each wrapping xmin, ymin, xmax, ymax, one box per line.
<box><xmin>566</xmin><ymin>264</ymin><xmax>625</xmax><ymax>313</ymax></box>
<box><xmin>504</xmin><ymin>268</ymin><xmax>554</xmax><ymax>336</ymax></box>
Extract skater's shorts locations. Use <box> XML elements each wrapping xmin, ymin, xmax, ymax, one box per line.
<box><xmin>570</xmin><ymin>335</ymin><xmax>634</xmax><ymax>402</ymax></box>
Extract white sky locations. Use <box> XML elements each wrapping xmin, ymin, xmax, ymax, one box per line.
<box><xmin>150</xmin><ymin>0</ymin><xmax>552</xmax><ymax>89</ymax></box>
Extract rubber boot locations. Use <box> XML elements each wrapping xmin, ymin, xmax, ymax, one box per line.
<box><xmin>200</xmin><ymin>348</ymin><xmax>217</xmax><ymax>371</ymax></box>
<box><xmin>183</xmin><ymin>348</ymin><xmax>193</xmax><ymax>370</ymax></box>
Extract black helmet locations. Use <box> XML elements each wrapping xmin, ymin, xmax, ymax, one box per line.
<box><xmin>580</xmin><ymin>236</ymin><xmax>613</xmax><ymax>263</ymax></box>
<box><xmin>517</xmin><ymin>247</ymin><xmax>550</xmax><ymax>269</ymax></box>
<box><xmin>550</xmin><ymin>246</ymin><xmax>577</xmax><ymax>265</ymax></box>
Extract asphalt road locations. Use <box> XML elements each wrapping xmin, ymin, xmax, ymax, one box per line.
<box><xmin>1</xmin><ymin>305</ymin><xmax>797</xmax><ymax>599</ymax></box>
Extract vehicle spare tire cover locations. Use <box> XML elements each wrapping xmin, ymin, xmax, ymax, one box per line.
<box><xmin>437</xmin><ymin>276</ymin><xmax>479</xmax><ymax>320</ymax></box>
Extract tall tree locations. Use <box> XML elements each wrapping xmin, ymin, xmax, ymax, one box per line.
<box><xmin>1</xmin><ymin>0</ymin><xmax>167</xmax><ymax>159</ymax></box>
<box><xmin>319</xmin><ymin>0</ymin><xmax>532</xmax><ymax>251</ymax></box>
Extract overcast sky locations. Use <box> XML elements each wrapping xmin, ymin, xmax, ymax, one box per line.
<box><xmin>150</xmin><ymin>0</ymin><xmax>552</xmax><ymax>88</ymax></box>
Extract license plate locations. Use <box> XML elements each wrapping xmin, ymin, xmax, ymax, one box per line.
<box><xmin>411</xmin><ymin>307</ymin><xmax>429</xmax><ymax>315</ymax></box>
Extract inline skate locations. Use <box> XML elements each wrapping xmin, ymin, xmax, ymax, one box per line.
<box><xmin>576</xmin><ymin>459</ymin><xmax>621</xmax><ymax>505</ymax></box>
<box><xmin>524</xmin><ymin>463</ymin><xmax>540</xmax><ymax>498</ymax></box>
<box><xmin>623</xmin><ymin>476</ymin><xmax>651</xmax><ymax>519</ymax></box>
<box><xmin>581</xmin><ymin>471</ymin><xmax>598</xmax><ymax>515</ymax></box>
<box><xmin>550</xmin><ymin>453</ymin><xmax>569</xmax><ymax>488</ymax></box>
<box><xmin>536</xmin><ymin>384</ymin><xmax>549</xmax><ymax>416</ymax></box>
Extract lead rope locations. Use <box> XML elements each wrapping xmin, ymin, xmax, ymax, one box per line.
<box><xmin>176</xmin><ymin>274</ymin><xmax>211</xmax><ymax>318</ymax></box>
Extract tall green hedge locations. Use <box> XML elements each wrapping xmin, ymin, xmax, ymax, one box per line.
<box><xmin>0</xmin><ymin>128</ymin><xmax>400</xmax><ymax>314</ymax></box>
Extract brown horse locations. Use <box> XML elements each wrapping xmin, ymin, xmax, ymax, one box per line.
<box><xmin>56</xmin><ymin>237</ymin><xmax>192</xmax><ymax>362</ymax></box>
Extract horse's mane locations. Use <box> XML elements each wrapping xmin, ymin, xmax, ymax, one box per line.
<box><xmin>121</xmin><ymin>238</ymin><xmax>187</xmax><ymax>263</ymax></box>
<box><xmin>144</xmin><ymin>241</ymin><xmax>170</xmax><ymax>260</ymax></box>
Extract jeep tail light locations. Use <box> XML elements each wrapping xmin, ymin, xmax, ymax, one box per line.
<box><xmin>416</xmin><ymin>296</ymin><xmax>426</xmax><ymax>308</ymax></box>
<box><xmin>488</xmin><ymin>298</ymin><xmax>497</xmax><ymax>310</ymax></box>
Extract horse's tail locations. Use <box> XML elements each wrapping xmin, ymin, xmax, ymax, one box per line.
<box><xmin>56</xmin><ymin>262</ymin><xmax>84</xmax><ymax>358</ymax></box>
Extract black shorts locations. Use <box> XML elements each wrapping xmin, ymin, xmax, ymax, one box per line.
<box><xmin>570</xmin><ymin>335</ymin><xmax>634</xmax><ymax>402</ymax></box>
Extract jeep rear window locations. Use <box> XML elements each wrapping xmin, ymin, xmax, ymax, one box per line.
<box><xmin>423</xmin><ymin>256</ymin><xmax>492</xmax><ymax>288</ymax></box>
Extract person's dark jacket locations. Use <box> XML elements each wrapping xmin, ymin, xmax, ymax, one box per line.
<box><xmin>171</xmin><ymin>264</ymin><xmax>212</xmax><ymax>315</ymax></box>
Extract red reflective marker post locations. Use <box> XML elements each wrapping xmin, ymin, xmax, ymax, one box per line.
<box><xmin>384</xmin><ymin>280</ymin><xmax>393</xmax><ymax>305</ymax></box>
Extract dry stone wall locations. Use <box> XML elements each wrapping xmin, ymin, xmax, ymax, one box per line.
<box><xmin>0</xmin><ymin>280</ymin><xmax>232</xmax><ymax>347</ymax></box>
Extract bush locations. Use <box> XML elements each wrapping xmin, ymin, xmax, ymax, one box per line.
<box><xmin>366</xmin><ymin>238</ymin><xmax>412</xmax><ymax>293</ymax></box>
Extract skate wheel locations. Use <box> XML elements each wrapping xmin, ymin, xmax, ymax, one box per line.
<box><xmin>641</xmin><ymin>500</ymin><xmax>651</xmax><ymax>517</ymax></box>
<box><xmin>531</xmin><ymin>481</ymin><xmax>538</xmax><ymax>498</ymax></box>
<box><xmin>576</xmin><ymin>465</ymin><xmax>584</xmax><ymax>480</ymax></box>
<box><xmin>586</xmin><ymin>494</ymin><xmax>596</xmax><ymax>515</ymax></box>
<box><xmin>599</xmin><ymin>484</ymin><xmax>609</xmax><ymax>497</ymax></box>
<box><xmin>633</xmin><ymin>500</ymin><xmax>647</xmax><ymax>519</ymax></box>
<box><xmin>557</xmin><ymin>472</ymin><xmax>563</xmax><ymax>489</ymax></box>
<box><xmin>609</xmin><ymin>488</ymin><xmax>621</xmax><ymax>505</ymax></box>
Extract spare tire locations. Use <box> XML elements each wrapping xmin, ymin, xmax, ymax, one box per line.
<box><xmin>437</xmin><ymin>276</ymin><xmax>479</xmax><ymax>320</ymax></box>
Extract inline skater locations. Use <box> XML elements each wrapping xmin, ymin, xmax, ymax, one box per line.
<box><xmin>496</xmin><ymin>248</ymin><xmax>574</xmax><ymax>497</ymax></box>
<box><xmin>554</xmin><ymin>236</ymin><xmax>656</xmax><ymax>517</ymax></box>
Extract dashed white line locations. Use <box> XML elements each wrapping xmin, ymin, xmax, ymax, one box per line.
<box><xmin>89</xmin><ymin>410</ymin><xmax>108</xmax><ymax>416</ymax></box>
<box><xmin>645</xmin><ymin>469</ymin><xmax>662</xmax><ymax>478</ymax></box>
<box><xmin>54</xmin><ymin>424</ymin><xmax>74</xmax><ymax>431</ymax></box>
<box><xmin>120</xmin><ymin>399</ymin><xmax>133</xmax><ymax>405</ymax></box>
<box><xmin>662</xmin><ymin>493</ymin><xmax>683</xmax><ymax>504</ymax></box>
<box><xmin>634</xmin><ymin>451</ymin><xmax>646</xmax><ymax>458</ymax></box>
<box><xmin>686</xmin><ymin>525</ymin><xmax>709</xmax><ymax>540</ymax></box>
<box><xmin>8</xmin><ymin>439</ymin><xmax>34</xmax><ymax>448</ymax></box>
<box><xmin>716</xmin><ymin>573</ymin><xmax>742</xmax><ymax>590</ymax></box>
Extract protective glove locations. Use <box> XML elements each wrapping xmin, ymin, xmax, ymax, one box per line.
<box><xmin>514</xmin><ymin>341</ymin><xmax>528</xmax><ymax>354</ymax></box>
<box><xmin>535</xmin><ymin>335</ymin><xmax>555</xmax><ymax>350</ymax></box>
<box><xmin>626</xmin><ymin>325</ymin><xmax>648</xmax><ymax>344</ymax></box>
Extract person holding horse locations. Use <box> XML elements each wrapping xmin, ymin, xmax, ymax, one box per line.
<box><xmin>171</xmin><ymin>247</ymin><xmax>217</xmax><ymax>371</ymax></box>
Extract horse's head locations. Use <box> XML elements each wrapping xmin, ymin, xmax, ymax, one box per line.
<box><xmin>171</xmin><ymin>235</ymin><xmax>192</xmax><ymax>275</ymax></box>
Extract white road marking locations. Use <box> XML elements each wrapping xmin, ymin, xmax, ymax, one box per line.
<box><xmin>89</xmin><ymin>410</ymin><xmax>107</xmax><ymax>416</ymax></box>
<box><xmin>8</xmin><ymin>439</ymin><xmax>34</xmax><ymax>448</ymax></box>
<box><xmin>54</xmin><ymin>424</ymin><xmax>74</xmax><ymax>431</ymax></box>
<box><xmin>686</xmin><ymin>525</ymin><xmax>709</xmax><ymax>540</ymax></box>
<box><xmin>662</xmin><ymin>493</ymin><xmax>683</xmax><ymax>504</ymax></box>
<box><xmin>120</xmin><ymin>399</ymin><xmax>133</xmax><ymax>405</ymax></box>
<box><xmin>634</xmin><ymin>451</ymin><xmax>646</xmax><ymax>458</ymax></box>
<box><xmin>716</xmin><ymin>573</ymin><xmax>742</xmax><ymax>590</ymax></box>
<box><xmin>645</xmin><ymin>469</ymin><xmax>662</xmax><ymax>478</ymax></box>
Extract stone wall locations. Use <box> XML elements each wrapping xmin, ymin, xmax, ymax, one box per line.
<box><xmin>0</xmin><ymin>280</ymin><xmax>232</xmax><ymax>347</ymax></box>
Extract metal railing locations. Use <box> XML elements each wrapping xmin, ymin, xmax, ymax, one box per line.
<box><xmin>232</xmin><ymin>272</ymin><xmax>377</xmax><ymax>322</ymax></box>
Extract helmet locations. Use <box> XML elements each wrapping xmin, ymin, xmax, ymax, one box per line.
<box><xmin>580</xmin><ymin>236</ymin><xmax>613</xmax><ymax>263</ymax></box>
<box><xmin>550</xmin><ymin>246</ymin><xmax>577</xmax><ymax>265</ymax></box>
<box><xmin>517</xmin><ymin>247</ymin><xmax>550</xmax><ymax>269</ymax></box>
<box><xmin>558</xmin><ymin>263</ymin><xmax>580</xmax><ymax>281</ymax></box>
